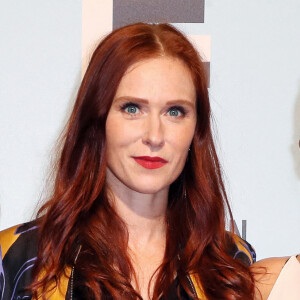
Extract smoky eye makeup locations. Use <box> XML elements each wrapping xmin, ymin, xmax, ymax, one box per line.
<box><xmin>120</xmin><ymin>101</ymin><xmax>140</xmax><ymax>109</ymax></box>
<box><xmin>167</xmin><ymin>105</ymin><xmax>187</xmax><ymax>117</ymax></box>
<box><xmin>115</xmin><ymin>97</ymin><xmax>193</xmax><ymax>118</ymax></box>
<box><xmin>119</xmin><ymin>101</ymin><xmax>141</xmax><ymax>115</ymax></box>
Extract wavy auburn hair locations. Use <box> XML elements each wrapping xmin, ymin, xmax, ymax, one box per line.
<box><xmin>31</xmin><ymin>23</ymin><xmax>254</xmax><ymax>299</ymax></box>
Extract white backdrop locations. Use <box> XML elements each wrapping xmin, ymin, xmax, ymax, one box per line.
<box><xmin>0</xmin><ymin>0</ymin><xmax>299</xmax><ymax>260</ymax></box>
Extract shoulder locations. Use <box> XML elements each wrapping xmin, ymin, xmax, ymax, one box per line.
<box><xmin>252</xmin><ymin>256</ymin><xmax>296</xmax><ymax>300</ymax></box>
<box><xmin>0</xmin><ymin>220</ymin><xmax>71</xmax><ymax>299</ymax></box>
<box><xmin>225</xmin><ymin>232</ymin><xmax>256</xmax><ymax>265</ymax></box>
<box><xmin>253</xmin><ymin>256</ymin><xmax>289</xmax><ymax>274</ymax></box>
<box><xmin>0</xmin><ymin>221</ymin><xmax>38</xmax><ymax>258</ymax></box>
<box><xmin>0</xmin><ymin>220</ymin><xmax>38</xmax><ymax>259</ymax></box>
<box><xmin>0</xmin><ymin>220</ymin><xmax>39</xmax><ymax>299</ymax></box>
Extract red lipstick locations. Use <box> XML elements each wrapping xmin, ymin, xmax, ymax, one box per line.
<box><xmin>133</xmin><ymin>156</ymin><xmax>168</xmax><ymax>169</ymax></box>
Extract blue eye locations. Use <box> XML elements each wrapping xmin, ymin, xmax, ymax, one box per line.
<box><xmin>168</xmin><ymin>106</ymin><xmax>185</xmax><ymax>117</ymax></box>
<box><xmin>168</xmin><ymin>109</ymin><xmax>180</xmax><ymax>117</ymax></box>
<box><xmin>126</xmin><ymin>105</ymin><xmax>138</xmax><ymax>114</ymax></box>
<box><xmin>121</xmin><ymin>102</ymin><xmax>140</xmax><ymax>115</ymax></box>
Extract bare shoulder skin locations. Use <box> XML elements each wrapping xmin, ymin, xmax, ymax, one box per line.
<box><xmin>252</xmin><ymin>256</ymin><xmax>289</xmax><ymax>300</ymax></box>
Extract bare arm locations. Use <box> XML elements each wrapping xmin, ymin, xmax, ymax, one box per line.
<box><xmin>251</xmin><ymin>256</ymin><xmax>289</xmax><ymax>300</ymax></box>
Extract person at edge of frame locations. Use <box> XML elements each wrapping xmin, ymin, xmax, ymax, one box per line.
<box><xmin>252</xmin><ymin>139</ymin><xmax>300</xmax><ymax>300</ymax></box>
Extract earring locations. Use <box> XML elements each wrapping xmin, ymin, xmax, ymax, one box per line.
<box><xmin>186</xmin><ymin>148</ymin><xmax>191</xmax><ymax>163</ymax></box>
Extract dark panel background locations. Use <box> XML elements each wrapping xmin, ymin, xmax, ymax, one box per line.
<box><xmin>113</xmin><ymin>0</ymin><xmax>205</xmax><ymax>29</ymax></box>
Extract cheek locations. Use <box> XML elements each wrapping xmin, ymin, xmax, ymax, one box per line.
<box><xmin>106</xmin><ymin>114</ymin><xmax>125</xmax><ymax>156</ymax></box>
<box><xmin>168</xmin><ymin>124</ymin><xmax>195</xmax><ymax>158</ymax></box>
<box><xmin>105</xmin><ymin>114</ymin><xmax>142</xmax><ymax>150</ymax></box>
<box><xmin>106</xmin><ymin>120</ymin><xmax>122</xmax><ymax>148</ymax></box>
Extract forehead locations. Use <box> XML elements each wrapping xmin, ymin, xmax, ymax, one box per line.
<box><xmin>114</xmin><ymin>57</ymin><xmax>196</xmax><ymax>103</ymax></box>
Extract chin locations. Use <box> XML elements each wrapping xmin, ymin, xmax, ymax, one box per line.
<box><xmin>130</xmin><ymin>184</ymin><xmax>166</xmax><ymax>195</ymax></box>
<box><xmin>127</xmin><ymin>177</ymin><xmax>173</xmax><ymax>195</ymax></box>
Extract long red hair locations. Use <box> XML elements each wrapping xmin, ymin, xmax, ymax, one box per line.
<box><xmin>31</xmin><ymin>23</ymin><xmax>254</xmax><ymax>299</ymax></box>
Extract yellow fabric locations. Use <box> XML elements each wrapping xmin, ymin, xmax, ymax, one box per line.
<box><xmin>232</xmin><ymin>234</ymin><xmax>254</xmax><ymax>264</ymax></box>
<box><xmin>38</xmin><ymin>271</ymin><xmax>204</xmax><ymax>300</ymax></box>
<box><xmin>189</xmin><ymin>273</ymin><xmax>207</xmax><ymax>300</ymax></box>
<box><xmin>0</xmin><ymin>224</ymin><xmax>252</xmax><ymax>299</ymax></box>
<box><xmin>48</xmin><ymin>267</ymin><xmax>71</xmax><ymax>299</ymax></box>
<box><xmin>0</xmin><ymin>223</ymin><xmax>70</xmax><ymax>300</ymax></box>
<box><xmin>35</xmin><ymin>266</ymin><xmax>71</xmax><ymax>300</ymax></box>
<box><xmin>0</xmin><ymin>224</ymin><xmax>21</xmax><ymax>258</ymax></box>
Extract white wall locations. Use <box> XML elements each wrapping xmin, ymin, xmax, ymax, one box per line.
<box><xmin>0</xmin><ymin>1</ymin><xmax>81</xmax><ymax>226</ymax></box>
<box><xmin>0</xmin><ymin>0</ymin><xmax>299</xmax><ymax>260</ymax></box>
<box><xmin>176</xmin><ymin>1</ymin><xmax>300</xmax><ymax>259</ymax></box>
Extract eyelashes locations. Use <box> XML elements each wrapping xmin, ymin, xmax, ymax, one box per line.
<box><xmin>120</xmin><ymin>102</ymin><xmax>141</xmax><ymax>114</ymax></box>
<box><xmin>120</xmin><ymin>101</ymin><xmax>187</xmax><ymax>117</ymax></box>
<box><xmin>167</xmin><ymin>105</ymin><xmax>186</xmax><ymax>117</ymax></box>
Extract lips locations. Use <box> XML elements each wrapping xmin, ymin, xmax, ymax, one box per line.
<box><xmin>133</xmin><ymin>156</ymin><xmax>168</xmax><ymax>169</ymax></box>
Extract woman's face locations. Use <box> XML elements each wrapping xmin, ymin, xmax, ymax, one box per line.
<box><xmin>105</xmin><ymin>57</ymin><xmax>197</xmax><ymax>194</ymax></box>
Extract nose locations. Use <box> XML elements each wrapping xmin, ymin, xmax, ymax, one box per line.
<box><xmin>142</xmin><ymin>114</ymin><xmax>165</xmax><ymax>150</ymax></box>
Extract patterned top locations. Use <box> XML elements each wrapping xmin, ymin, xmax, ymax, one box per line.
<box><xmin>0</xmin><ymin>221</ymin><xmax>255</xmax><ymax>299</ymax></box>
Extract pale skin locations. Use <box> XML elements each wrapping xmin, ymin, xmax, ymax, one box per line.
<box><xmin>105</xmin><ymin>56</ymin><xmax>197</xmax><ymax>299</ymax></box>
<box><xmin>252</xmin><ymin>256</ymin><xmax>300</xmax><ymax>300</ymax></box>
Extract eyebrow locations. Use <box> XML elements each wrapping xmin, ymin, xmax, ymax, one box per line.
<box><xmin>114</xmin><ymin>96</ymin><xmax>195</xmax><ymax>109</ymax></box>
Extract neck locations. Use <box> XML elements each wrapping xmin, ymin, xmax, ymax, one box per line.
<box><xmin>106</xmin><ymin>171</ymin><xmax>169</xmax><ymax>249</ymax></box>
<box><xmin>114</xmin><ymin>194</ymin><xmax>167</xmax><ymax>248</ymax></box>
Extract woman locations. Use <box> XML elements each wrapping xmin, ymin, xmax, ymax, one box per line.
<box><xmin>0</xmin><ymin>23</ymin><xmax>255</xmax><ymax>299</ymax></box>
<box><xmin>253</xmin><ymin>255</ymin><xmax>300</xmax><ymax>299</ymax></box>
